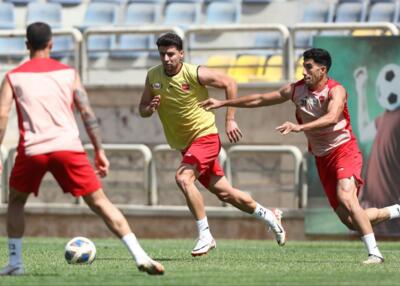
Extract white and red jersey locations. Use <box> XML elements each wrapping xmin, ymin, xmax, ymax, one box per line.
<box><xmin>7</xmin><ymin>58</ymin><xmax>84</xmax><ymax>156</ymax></box>
<box><xmin>291</xmin><ymin>79</ymin><xmax>354</xmax><ymax>157</ymax></box>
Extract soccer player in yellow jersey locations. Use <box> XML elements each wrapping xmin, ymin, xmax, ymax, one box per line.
<box><xmin>140</xmin><ymin>33</ymin><xmax>286</xmax><ymax>256</ymax></box>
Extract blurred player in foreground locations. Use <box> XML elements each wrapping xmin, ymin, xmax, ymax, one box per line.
<box><xmin>140</xmin><ymin>32</ymin><xmax>285</xmax><ymax>256</ymax></box>
<box><xmin>201</xmin><ymin>48</ymin><xmax>400</xmax><ymax>264</ymax></box>
<box><xmin>0</xmin><ymin>22</ymin><xmax>164</xmax><ymax>276</ymax></box>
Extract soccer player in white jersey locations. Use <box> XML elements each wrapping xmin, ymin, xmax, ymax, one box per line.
<box><xmin>0</xmin><ymin>22</ymin><xmax>164</xmax><ymax>275</ymax></box>
<box><xmin>200</xmin><ymin>48</ymin><xmax>400</xmax><ymax>264</ymax></box>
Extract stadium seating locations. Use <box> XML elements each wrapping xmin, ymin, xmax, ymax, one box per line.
<box><xmin>80</xmin><ymin>2</ymin><xmax>120</xmax><ymax>58</ymax></box>
<box><xmin>334</xmin><ymin>0</ymin><xmax>367</xmax><ymax>23</ymax></box>
<box><xmin>163</xmin><ymin>0</ymin><xmax>201</xmax><ymax>29</ymax></box>
<box><xmin>352</xmin><ymin>0</ymin><xmax>398</xmax><ymax>36</ymax></box>
<box><xmin>26</xmin><ymin>3</ymin><xmax>63</xmax><ymax>27</ymax></box>
<box><xmin>294</xmin><ymin>1</ymin><xmax>333</xmax><ymax>49</ymax></box>
<box><xmin>0</xmin><ymin>2</ymin><xmax>16</xmax><ymax>29</ymax></box>
<box><xmin>204</xmin><ymin>0</ymin><xmax>241</xmax><ymax>24</ymax></box>
<box><xmin>110</xmin><ymin>1</ymin><xmax>160</xmax><ymax>59</ymax></box>
<box><xmin>228</xmin><ymin>54</ymin><xmax>266</xmax><ymax>83</ymax></box>
<box><xmin>4</xmin><ymin>0</ymin><xmax>37</xmax><ymax>6</ymax></box>
<box><xmin>368</xmin><ymin>1</ymin><xmax>397</xmax><ymax>22</ymax></box>
<box><xmin>47</xmin><ymin>0</ymin><xmax>82</xmax><ymax>6</ymax></box>
<box><xmin>206</xmin><ymin>54</ymin><xmax>236</xmax><ymax>73</ymax></box>
<box><xmin>262</xmin><ymin>54</ymin><xmax>283</xmax><ymax>82</ymax></box>
<box><xmin>0</xmin><ymin>2</ymin><xmax>25</xmax><ymax>59</ymax></box>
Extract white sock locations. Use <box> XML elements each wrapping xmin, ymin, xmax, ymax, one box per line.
<box><xmin>121</xmin><ymin>233</ymin><xmax>150</xmax><ymax>265</ymax></box>
<box><xmin>8</xmin><ymin>238</ymin><xmax>22</xmax><ymax>266</ymax></box>
<box><xmin>386</xmin><ymin>204</ymin><xmax>400</xmax><ymax>219</ymax></box>
<box><xmin>252</xmin><ymin>203</ymin><xmax>279</xmax><ymax>233</ymax></box>
<box><xmin>361</xmin><ymin>233</ymin><xmax>383</xmax><ymax>258</ymax></box>
<box><xmin>196</xmin><ymin>217</ymin><xmax>212</xmax><ymax>239</ymax></box>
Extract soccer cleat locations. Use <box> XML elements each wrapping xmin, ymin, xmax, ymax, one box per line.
<box><xmin>272</xmin><ymin>208</ymin><xmax>286</xmax><ymax>246</ymax></box>
<box><xmin>0</xmin><ymin>263</ymin><xmax>24</xmax><ymax>276</ymax></box>
<box><xmin>362</xmin><ymin>255</ymin><xmax>384</xmax><ymax>265</ymax></box>
<box><xmin>137</xmin><ymin>259</ymin><xmax>165</xmax><ymax>275</ymax></box>
<box><xmin>191</xmin><ymin>236</ymin><xmax>216</xmax><ymax>257</ymax></box>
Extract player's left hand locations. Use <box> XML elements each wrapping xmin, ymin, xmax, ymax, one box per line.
<box><xmin>276</xmin><ymin>121</ymin><xmax>301</xmax><ymax>135</ymax></box>
<box><xmin>95</xmin><ymin>149</ymin><xmax>110</xmax><ymax>178</ymax></box>
<box><xmin>226</xmin><ymin>120</ymin><xmax>243</xmax><ymax>143</ymax></box>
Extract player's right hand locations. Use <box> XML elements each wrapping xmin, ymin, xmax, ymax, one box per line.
<box><xmin>199</xmin><ymin>98</ymin><xmax>224</xmax><ymax>110</ymax></box>
<box><xmin>95</xmin><ymin>149</ymin><xmax>110</xmax><ymax>178</ymax></box>
<box><xmin>148</xmin><ymin>95</ymin><xmax>161</xmax><ymax>112</ymax></box>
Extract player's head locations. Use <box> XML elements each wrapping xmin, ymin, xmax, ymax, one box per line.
<box><xmin>156</xmin><ymin>32</ymin><xmax>184</xmax><ymax>76</ymax></box>
<box><xmin>26</xmin><ymin>22</ymin><xmax>53</xmax><ymax>52</ymax></box>
<box><xmin>302</xmin><ymin>48</ymin><xmax>331</xmax><ymax>88</ymax></box>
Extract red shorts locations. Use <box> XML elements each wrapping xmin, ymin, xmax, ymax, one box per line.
<box><xmin>10</xmin><ymin>151</ymin><xmax>102</xmax><ymax>197</ymax></box>
<box><xmin>315</xmin><ymin>139</ymin><xmax>364</xmax><ymax>209</ymax></box>
<box><xmin>181</xmin><ymin>134</ymin><xmax>224</xmax><ymax>188</ymax></box>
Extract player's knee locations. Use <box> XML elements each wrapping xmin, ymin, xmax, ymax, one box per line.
<box><xmin>215</xmin><ymin>191</ymin><xmax>231</xmax><ymax>202</ymax></box>
<box><xmin>175</xmin><ymin>173</ymin><xmax>193</xmax><ymax>191</ymax></box>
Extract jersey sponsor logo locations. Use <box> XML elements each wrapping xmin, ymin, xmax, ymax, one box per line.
<box><xmin>181</xmin><ymin>83</ymin><xmax>190</xmax><ymax>92</ymax></box>
<box><xmin>152</xmin><ymin>83</ymin><xmax>162</xmax><ymax>89</ymax></box>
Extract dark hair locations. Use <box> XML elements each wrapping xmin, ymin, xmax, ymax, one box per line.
<box><xmin>26</xmin><ymin>22</ymin><xmax>52</xmax><ymax>51</ymax></box>
<box><xmin>303</xmin><ymin>48</ymin><xmax>332</xmax><ymax>71</ymax></box>
<box><xmin>156</xmin><ymin>32</ymin><xmax>183</xmax><ymax>51</ymax></box>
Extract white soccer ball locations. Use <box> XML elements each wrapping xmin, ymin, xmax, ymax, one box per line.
<box><xmin>64</xmin><ymin>236</ymin><xmax>96</xmax><ymax>264</ymax></box>
<box><xmin>376</xmin><ymin>63</ymin><xmax>400</xmax><ymax>111</ymax></box>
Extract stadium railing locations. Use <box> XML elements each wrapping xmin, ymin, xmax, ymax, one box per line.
<box><xmin>84</xmin><ymin>143</ymin><xmax>154</xmax><ymax>205</ymax></box>
<box><xmin>225</xmin><ymin>145</ymin><xmax>305</xmax><ymax>208</ymax></box>
<box><xmin>0</xmin><ymin>28</ymin><xmax>82</xmax><ymax>72</ymax></box>
<box><xmin>184</xmin><ymin>23</ymin><xmax>293</xmax><ymax>81</ymax></box>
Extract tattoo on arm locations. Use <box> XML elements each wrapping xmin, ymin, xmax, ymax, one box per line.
<box><xmin>74</xmin><ymin>88</ymin><xmax>103</xmax><ymax>151</ymax></box>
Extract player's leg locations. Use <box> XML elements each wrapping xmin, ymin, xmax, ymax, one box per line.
<box><xmin>174</xmin><ymin>163</ymin><xmax>215</xmax><ymax>256</ymax></box>
<box><xmin>335</xmin><ymin>177</ymin><xmax>384</xmax><ymax>264</ymax></box>
<box><xmin>340</xmin><ymin>206</ymin><xmax>399</xmax><ymax>226</ymax></box>
<box><xmin>207</xmin><ymin>174</ymin><xmax>286</xmax><ymax>246</ymax></box>
<box><xmin>82</xmin><ymin>190</ymin><xmax>164</xmax><ymax>275</ymax></box>
<box><xmin>175</xmin><ymin>163</ymin><xmax>206</xmax><ymax>220</ymax></box>
<box><xmin>0</xmin><ymin>189</ymin><xmax>29</xmax><ymax>276</ymax></box>
<box><xmin>1</xmin><ymin>153</ymin><xmax>48</xmax><ymax>276</ymax></box>
<box><xmin>50</xmin><ymin>151</ymin><xmax>164</xmax><ymax>275</ymax></box>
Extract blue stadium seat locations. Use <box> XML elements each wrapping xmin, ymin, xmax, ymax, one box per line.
<box><xmin>26</xmin><ymin>3</ymin><xmax>62</xmax><ymax>27</ymax></box>
<box><xmin>334</xmin><ymin>0</ymin><xmax>367</xmax><ymax>22</ymax></box>
<box><xmin>0</xmin><ymin>3</ymin><xmax>16</xmax><ymax>29</ymax></box>
<box><xmin>80</xmin><ymin>2</ymin><xmax>119</xmax><ymax>58</ymax></box>
<box><xmin>0</xmin><ymin>2</ymin><xmax>25</xmax><ymax>59</ymax></box>
<box><xmin>47</xmin><ymin>0</ymin><xmax>82</xmax><ymax>6</ymax></box>
<box><xmin>295</xmin><ymin>2</ymin><xmax>333</xmax><ymax>48</ymax></box>
<box><xmin>163</xmin><ymin>0</ymin><xmax>201</xmax><ymax>29</ymax></box>
<box><xmin>110</xmin><ymin>1</ymin><xmax>160</xmax><ymax>58</ymax></box>
<box><xmin>368</xmin><ymin>1</ymin><xmax>397</xmax><ymax>22</ymax></box>
<box><xmin>4</xmin><ymin>0</ymin><xmax>37</xmax><ymax>6</ymax></box>
<box><xmin>205</xmin><ymin>1</ymin><xmax>240</xmax><ymax>24</ymax></box>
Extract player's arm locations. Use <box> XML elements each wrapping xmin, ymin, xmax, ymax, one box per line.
<box><xmin>276</xmin><ymin>85</ymin><xmax>346</xmax><ymax>134</ymax></box>
<box><xmin>0</xmin><ymin>78</ymin><xmax>13</xmax><ymax>145</ymax></box>
<box><xmin>139</xmin><ymin>76</ymin><xmax>160</xmax><ymax>118</ymax></box>
<box><xmin>197</xmin><ymin>66</ymin><xmax>242</xmax><ymax>143</ymax></box>
<box><xmin>200</xmin><ymin>83</ymin><xmax>292</xmax><ymax>110</ymax></box>
<box><xmin>73</xmin><ymin>74</ymin><xmax>108</xmax><ymax>177</ymax></box>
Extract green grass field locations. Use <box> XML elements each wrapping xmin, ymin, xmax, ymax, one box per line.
<box><xmin>0</xmin><ymin>237</ymin><xmax>399</xmax><ymax>286</ymax></box>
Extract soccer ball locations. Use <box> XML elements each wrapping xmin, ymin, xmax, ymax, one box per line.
<box><xmin>64</xmin><ymin>236</ymin><xmax>96</xmax><ymax>264</ymax></box>
<box><xmin>376</xmin><ymin>63</ymin><xmax>400</xmax><ymax>111</ymax></box>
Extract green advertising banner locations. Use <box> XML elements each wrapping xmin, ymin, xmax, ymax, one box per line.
<box><xmin>307</xmin><ymin>36</ymin><xmax>400</xmax><ymax>236</ymax></box>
